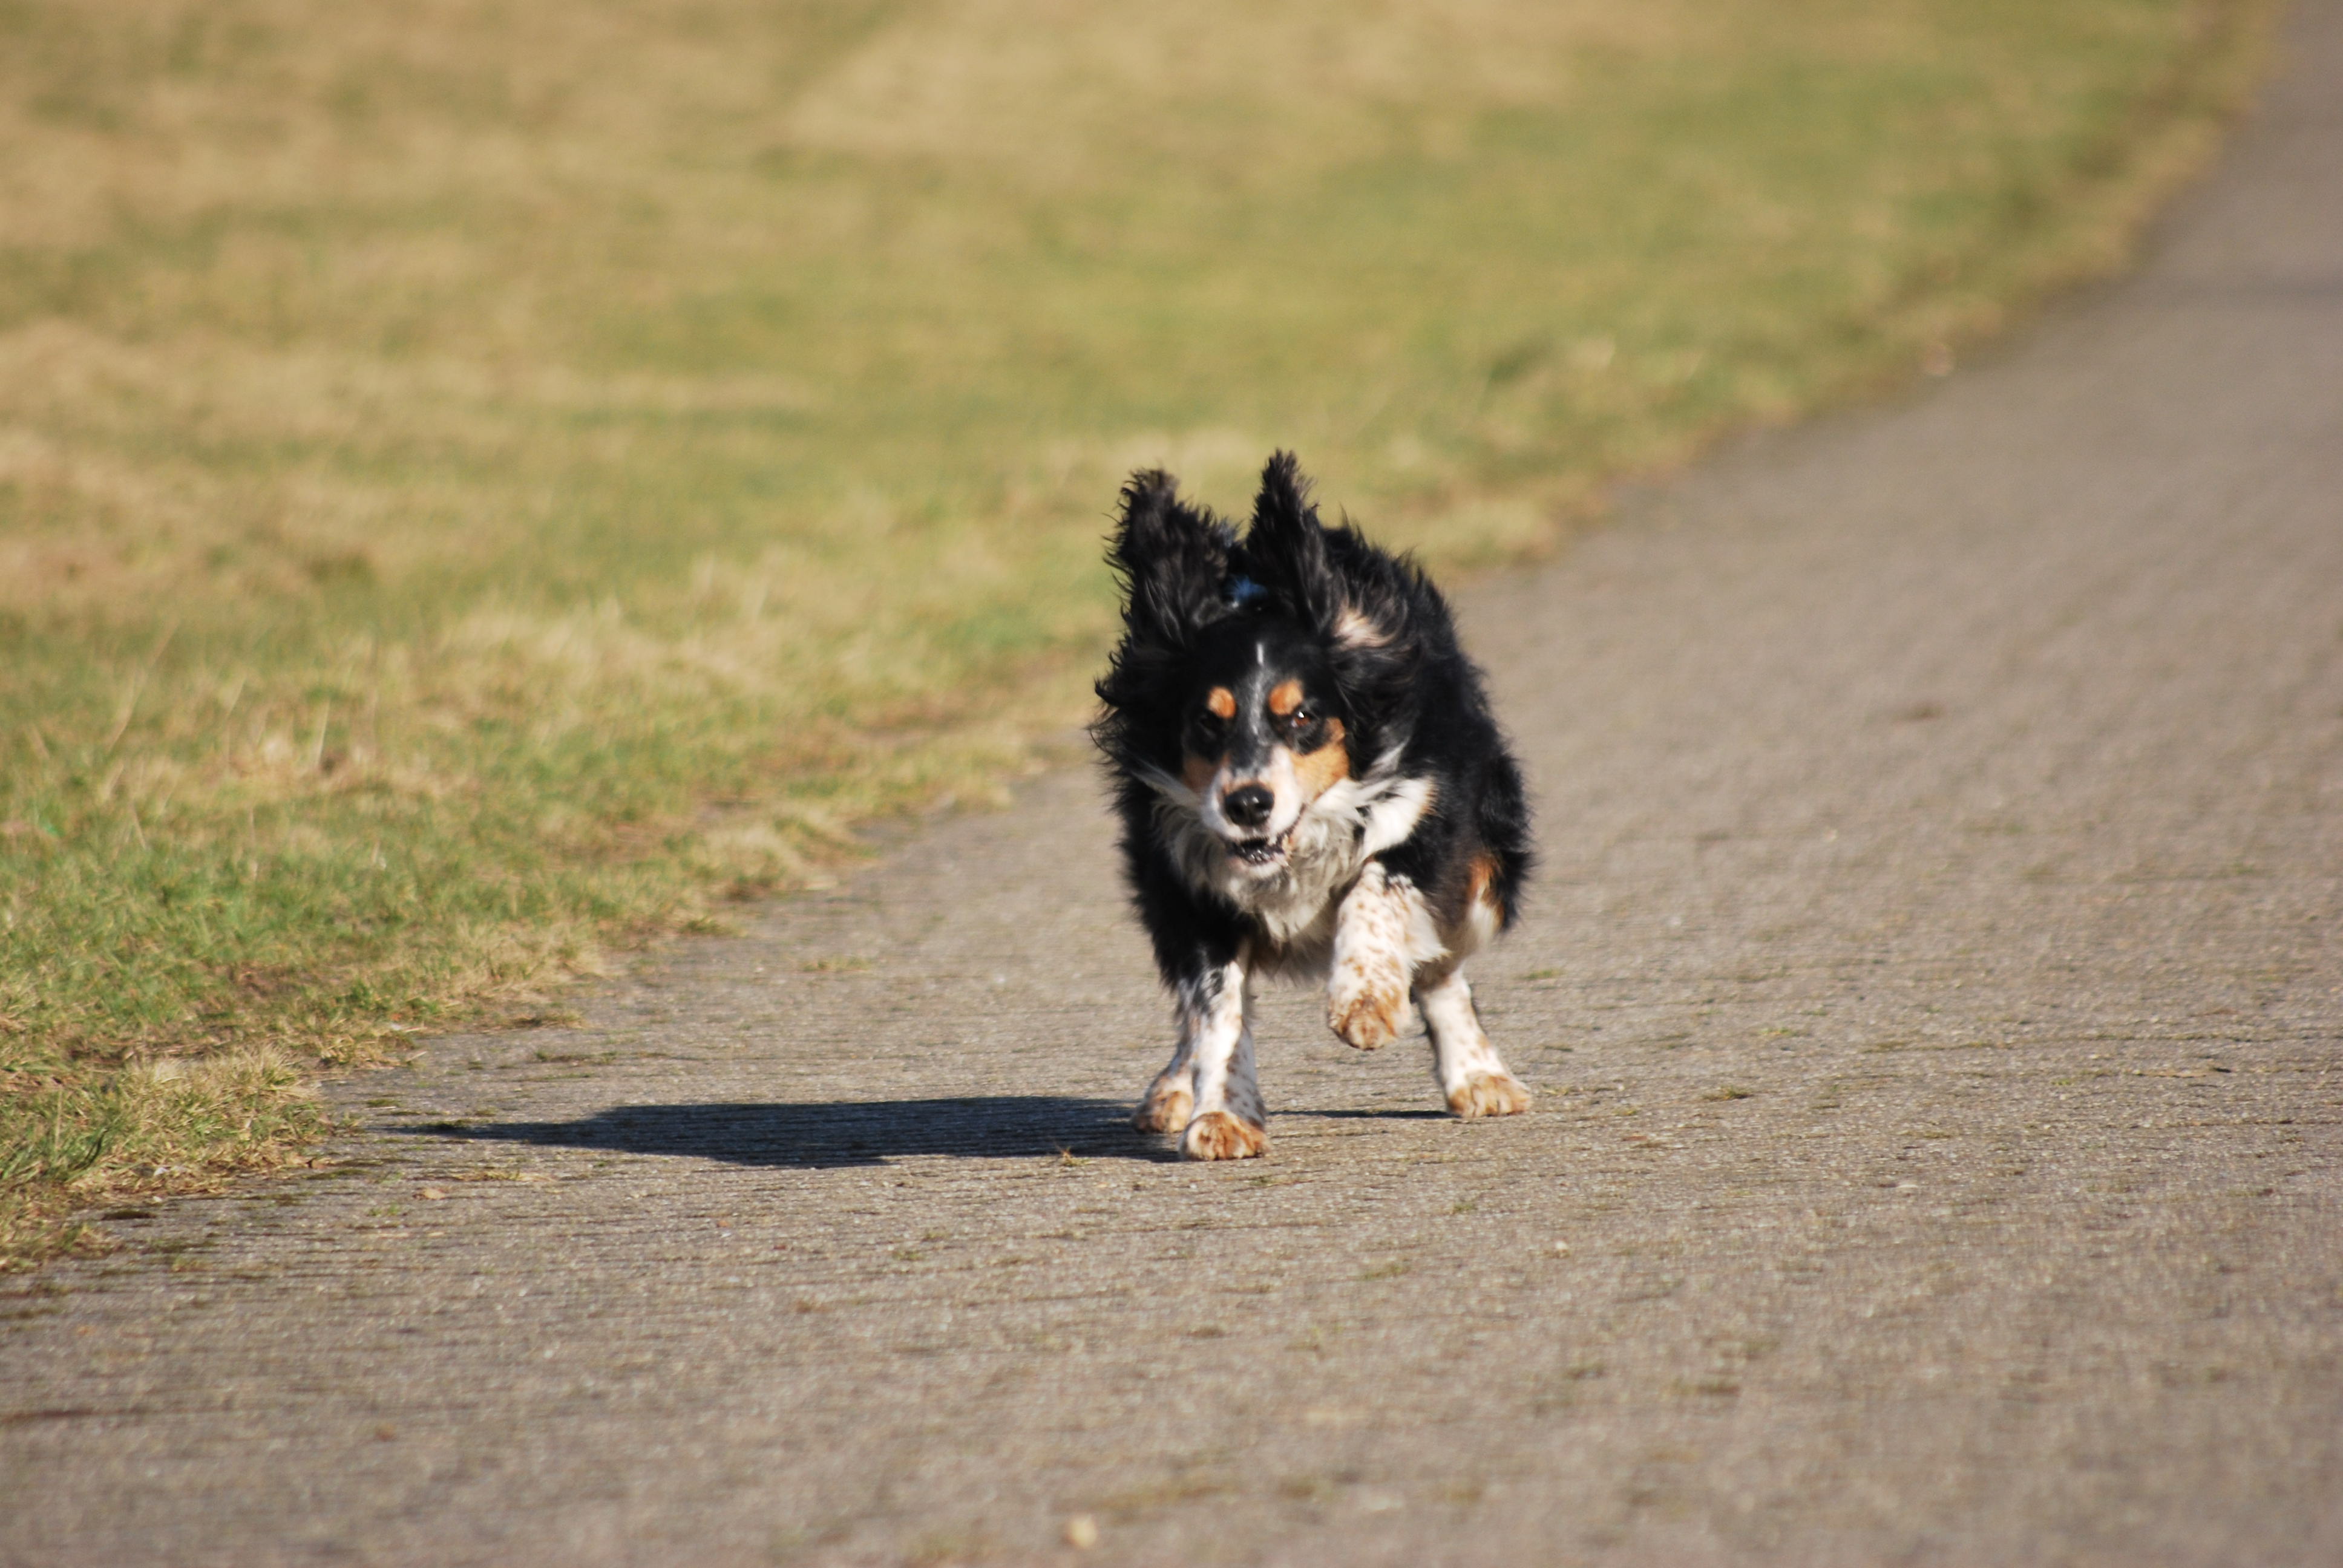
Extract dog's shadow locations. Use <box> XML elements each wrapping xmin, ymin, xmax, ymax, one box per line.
<box><xmin>429</xmin><ymin>1095</ymin><xmax>1178</xmax><ymax>1168</ymax></box>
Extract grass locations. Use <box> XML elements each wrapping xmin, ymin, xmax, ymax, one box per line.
<box><xmin>0</xmin><ymin>0</ymin><xmax>2278</xmax><ymax>1263</ymax></box>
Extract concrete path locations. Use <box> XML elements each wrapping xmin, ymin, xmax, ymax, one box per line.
<box><xmin>7</xmin><ymin>7</ymin><xmax>2342</xmax><ymax>1565</ymax></box>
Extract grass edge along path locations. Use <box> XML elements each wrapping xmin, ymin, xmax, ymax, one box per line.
<box><xmin>0</xmin><ymin>0</ymin><xmax>2282</xmax><ymax>1269</ymax></box>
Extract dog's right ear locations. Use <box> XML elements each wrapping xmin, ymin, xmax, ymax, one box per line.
<box><xmin>1108</xmin><ymin>469</ymin><xmax>1236</xmax><ymax>646</ymax></box>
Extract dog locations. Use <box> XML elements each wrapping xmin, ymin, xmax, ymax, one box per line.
<box><xmin>1092</xmin><ymin>452</ymin><xmax>1534</xmax><ymax>1160</ymax></box>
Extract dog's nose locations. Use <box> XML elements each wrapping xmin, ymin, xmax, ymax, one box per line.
<box><xmin>1222</xmin><ymin>784</ymin><xmax>1274</xmax><ymax>829</ymax></box>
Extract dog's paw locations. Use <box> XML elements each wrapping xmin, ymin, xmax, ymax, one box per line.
<box><xmin>1446</xmin><ymin>1071</ymin><xmax>1532</xmax><ymax>1119</ymax></box>
<box><xmin>1328</xmin><ymin>982</ymin><xmax>1410</xmax><ymax>1051</ymax></box>
<box><xmin>1132</xmin><ymin>1080</ymin><xmax>1194</xmax><ymax>1134</ymax></box>
<box><xmin>1180</xmin><ymin>1111</ymin><xmax>1268</xmax><ymax>1161</ymax></box>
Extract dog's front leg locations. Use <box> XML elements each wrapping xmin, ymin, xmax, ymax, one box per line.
<box><xmin>1328</xmin><ymin>861</ymin><xmax>1421</xmax><ymax>1051</ymax></box>
<box><xmin>1417</xmin><ymin>964</ymin><xmax>1532</xmax><ymax>1119</ymax></box>
<box><xmin>1144</xmin><ymin>953</ymin><xmax>1264</xmax><ymax>1159</ymax></box>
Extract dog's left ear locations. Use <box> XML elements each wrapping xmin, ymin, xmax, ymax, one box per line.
<box><xmin>1246</xmin><ymin>452</ymin><xmax>1404</xmax><ymax>652</ymax></box>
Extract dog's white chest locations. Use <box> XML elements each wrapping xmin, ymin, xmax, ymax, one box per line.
<box><xmin>1233</xmin><ymin>832</ymin><xmax>1358</xmax><ymax>956</ymax></box>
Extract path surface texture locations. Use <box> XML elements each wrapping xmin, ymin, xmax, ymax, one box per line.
<box><xmin>8</xmin><ymin>10</ymin><xmax>2343</xmax><ymax>1567</ymax></box>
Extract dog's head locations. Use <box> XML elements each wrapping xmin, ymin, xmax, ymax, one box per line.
<box><xmin>1170</xmin><ymin>615</ymin><xmax>1349</xmax><ymax>871</ymax></box>
<box><xmin>1095</xmin><ymin>454</ymin><xmax>1426</xmax><ymax>877</ymax></box>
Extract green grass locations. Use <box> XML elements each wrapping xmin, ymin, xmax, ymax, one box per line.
<box><xmin>0</xmin><ymin>0</ymin><xmax>2276</xmax><ymax>1261</ymax></box>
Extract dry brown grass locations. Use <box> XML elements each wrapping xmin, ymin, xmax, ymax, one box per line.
<box><xmin>787</xmin><ymin>0</ymin><xmax>1697</xmax><ymax>179</ymax></box>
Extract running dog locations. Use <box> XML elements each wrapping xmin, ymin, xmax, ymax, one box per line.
<box><xmin>1093</xmin><ymin>452</ymin><xmax>1534</xmax><ymax>1160</ymax></box>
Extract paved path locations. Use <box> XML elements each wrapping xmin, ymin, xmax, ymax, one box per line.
<box><xmin>8</xmin><ymin>8</ymin><xmax>2343</xmax><ymax>1566</ymax></box>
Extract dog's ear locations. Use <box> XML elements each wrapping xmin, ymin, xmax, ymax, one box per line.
<box><xmin>1245</xmin><ymin>452</ymin><xmax>1405</xmax><ymax>652</ymax></box>
<box><xmin>1109</xmin><ymin>469</ymin><xmax>1236</xmax><ymax>647</ymax></box>
<box><xmin>1244</xmin><ymin>452</ymin><xmax>1335</xmax><ymax>630</ymax></box>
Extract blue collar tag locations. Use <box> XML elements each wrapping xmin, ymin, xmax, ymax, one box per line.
<box><xmin>1223</xmin><ymin>573</ymin><xmax>1269</xmax><ymax>610</ymax></box>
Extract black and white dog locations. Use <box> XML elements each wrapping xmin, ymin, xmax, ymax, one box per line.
<box><xmin>1093</xmin><ymin>453</ymin><xmax>1534</xmax><ymax>1160</ymax></box>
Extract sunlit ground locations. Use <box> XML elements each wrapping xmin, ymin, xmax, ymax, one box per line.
<box><xmin>0</xmin><ymin>0</ymin><xmax>2275</xmax><ymax>1258</ymax></box>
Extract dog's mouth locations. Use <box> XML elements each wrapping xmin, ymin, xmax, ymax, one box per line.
<box><xmin>1227</xmin><ymin>831</ymin><xmax>1292</xmax><ymax>869</ymax></box>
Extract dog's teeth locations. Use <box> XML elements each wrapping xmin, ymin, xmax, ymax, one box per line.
<box><xmin>1230</xmin><ymin>835</ymin><xmax>1286</xmax><ymax>866</ymax></box>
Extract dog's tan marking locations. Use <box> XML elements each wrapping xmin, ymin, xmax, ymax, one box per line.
<box><xmin>1293</xmin><ymin>718</ymin><xmax>1350</xmax><ymax>803</ymax></box>
<box><xmin>1466</xmin><ymin>851</ymin><xmax>1509</xmax><ymax>931</ymax></box>
<box><xmin>1333</xmin><ymin>604</ymin><xmax>1390</xmax><ymax>649</ymax></box>
<box><xmin>1327</xmin><ymin>858</ymin><xmax>1412</xmax><ymax>1050</ymax></box>
<box><xmin>1182</xmin><ymin>751</ymin><xmax>1222</xmax><ymax>794</ymax></box>
<box><xmin>1133</xmin><ymin>1078</ymin><xmax>1194</xmax><ymax>1134</ymax></box>
<box><xmin>1267</xmin><ymin>678</ymin><xmax>1304</xmax><ymax>717</ymax></box>
<box><xmin>1181</xmin><ymin>1109</ymin><xmax>1268</xmax><ymax>1160</ymax></box>
<box><xmin>1205</xmin><ymin>686</ymin><xmax>1237</xmax><ymax>719</ymax></box>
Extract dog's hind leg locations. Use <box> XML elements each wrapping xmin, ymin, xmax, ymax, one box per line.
<box><xmin>1132</xmin><ymin>1033</ymin><xmax>1196</xmax><ymax>1134</ymax></box>
<box><xmin>1164</xmin><ymin>956</ymin><xmax>1265</xmax><ymax>1160</ymax></box>
<box><xmin>1417</xmin><ymin>965</ymin><xmax>1532</xmax><ymax>1119</ymax></box>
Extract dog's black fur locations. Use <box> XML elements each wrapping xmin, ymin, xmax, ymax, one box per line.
<box><xmin>1093</xmin><ymin>453</ymin><xmax>1533</xmax><ymax>1153</ymax></box>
